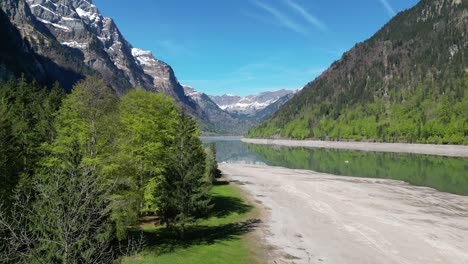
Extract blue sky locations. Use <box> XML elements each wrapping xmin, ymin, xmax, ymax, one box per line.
<box><xmin>94</xmin><ymin>0</ymin><xmax>419</xmax><ymax>96</ymax></box>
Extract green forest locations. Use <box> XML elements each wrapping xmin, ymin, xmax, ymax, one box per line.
<box><xmin>0</xmin><ymin>77</ymin><xmax>221</xmax><ymax>263</ymax></box>
<box><xmin>247</xmin><ymin>79</ymin><xmax>468</xmax><ymax>144</ymax></box>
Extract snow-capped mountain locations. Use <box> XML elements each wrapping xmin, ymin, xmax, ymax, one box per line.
<box><xmin>210</xmin><ymin>89</ymin><xmax>295</xmax><ymax>115</ymax></box>
<box><xmin>182</xmin><ymin>85</ymin><xmax>260</xmax><ymax>135</ymax></box>
<box><xmin>24</xmin><ymin>0</ymin><xmax>153</xmax><ymax>94</ymax></box>
<box><xmin>1</xmin><ymin>0</ymin><xmax>212</xmax><ymax>131</ymax></box>
<box><xmin>19</xmin><ymin>0</ymin><xmax>191</xmax><ymax>106</ymax></box>
<box><xmin>183</xmin><ymin>86</ymin><xmax>296</xmax><ymax>133</ymax></box>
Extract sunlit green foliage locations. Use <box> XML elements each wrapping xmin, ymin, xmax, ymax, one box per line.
<box><xmin>1</xmin><ymin>76</ymin><xmax>214</xmax><ymax>261</ymax></box>
<box><xmin>110</xmin><ymin>89</ymin><xmax>180</xmax><ymax>238</ymax></box>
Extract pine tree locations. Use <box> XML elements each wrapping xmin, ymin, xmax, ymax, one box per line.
<box><xmin>0</xmin><ymin>99</ymin><xmax>20</xmax><ymax>205</ymax></box>
<box><xmin>204</xmin><ymin>143</ymin><xmax>221</xmax><ymax>183</ymax></box>
<box><xmin>157</xmin><ymin>112</ymin><xmax>212</xmax><ymax>238</ymax></box>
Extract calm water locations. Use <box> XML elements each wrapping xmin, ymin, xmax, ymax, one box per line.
<box><xmin>203</xmin><ymin>138</ymin><xmax>468</xmax><ymax>195</ymax></box>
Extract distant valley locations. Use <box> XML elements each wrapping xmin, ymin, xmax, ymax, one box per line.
<box><xmin>183</xmin><ymin>86</ymin><xmax>295</xmax><ymax>135</ymax></box>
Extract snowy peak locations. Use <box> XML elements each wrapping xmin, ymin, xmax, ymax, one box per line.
<box><xmin>182</xmin><ymin>85</ymin><xmax>202</xmax><ymax>98</ymax></box>
<box><xmin>210</xmin><ymin>89</ymin><xmax>295</xmax><ymax>115</ymax></box>
<box><xmin>24</xmin><ymin>0</ymin><xmax>155</xmax><ymax>92</ymax></box>
<box><xmin>131</xmin><ymin>48</ymin><xmax>152</xmax><ymax>58</ymax></box>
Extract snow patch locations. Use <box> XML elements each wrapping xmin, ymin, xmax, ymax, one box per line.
<box><xmin>36</xmin><ymin>18</ymin><xmax>71</xmax><ymax>31</ymax></box>
<box><xmin>132</xmin><ymin>48</ymin><xmax>158</xmax><ymax>66</ymax></box>
<box><xmin>61</xmin><ymin>41</ymin><xmax>88</xmax><ymax>49</ymax></box>
<box><xmin>29</xmin><ymin>4</ymin><xmax>58</xmax><ymax>16</ymax></box>
<box><xmin>75</xmin><ymin>7</ymin><xmax>101</xmax><ymax>22</ymax></box>
<box><xmin>61</xmin><ymin>17</ymin><xmax>80</xmax><ymax>21</ymax></box>
<box><xmin>131</xmin><ymin>48</ymin><xmax>152</xmax><ymax>57</ymax></box>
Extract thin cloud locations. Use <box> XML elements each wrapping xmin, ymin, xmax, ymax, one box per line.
<box><xmin>285</xmin><ymin>0</ymin><xmax>326</xmax><ymax>32</ymax></box>
<box><xmin>250</xmin><ymin>0</ymin><xmax>307</xmax><ymax>35</ymax></box>
<box><xmin>379</xmin><ymin>0</ymin><xmax>396</xmax><ymax>17</ymax></box>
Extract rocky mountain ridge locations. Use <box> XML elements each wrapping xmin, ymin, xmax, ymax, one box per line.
<box><xmin>1</xmin><ymin>0</ymin><xmax>214</xmax><ymax>133</ymax></box>
<box><xmin>183</xmin><ymin>86</ymin><xmax>295</xmax><ymax>133</ymax></box>
<box><xmin>209</xmin><ymin>89</ymin><xmax>295</xmax><ymax>116</ymax></box>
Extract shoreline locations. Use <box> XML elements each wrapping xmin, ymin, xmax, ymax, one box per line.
<box><xmin>242</xmin><ymin>138</ymin><xmax>468</xmax><ymax>157</ymax></box>
<box><xmin>220</xmin><ymin>163</ymin><xmax>468</xmax><ymax>264</ymax></box>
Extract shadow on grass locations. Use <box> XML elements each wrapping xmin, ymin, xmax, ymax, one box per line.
<box><xmin>134</xmin><ymin>218</ymin><xmax>261</xmax><ymax>255</ymax></box>
<box><xmin>128</xmin><ymin>181</ymin><xmax>260</xmax><ymax>256</ymax></box>
<box><xmin>213</xmin><ymin>180</ymin><xmax>229</xmax><ymax>186</ymax></box>
<box><xmin>209</xmin><ymin>194</ymin><xmax>253</xmax><ymax>218</ymax></box>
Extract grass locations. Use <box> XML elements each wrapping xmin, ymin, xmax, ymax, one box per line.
<box><xmin>122</xmin><ymin>180</ymin><xmax>262</xmax><ymax>264</ymax></box>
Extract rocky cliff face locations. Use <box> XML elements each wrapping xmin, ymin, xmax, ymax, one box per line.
<box><xmin>0</xmin><ymin>0</ymin><xmax>89</xmax><ymax>89</ymax></box>
<box><xmin>23</xmin><ymin>0</ymin><xmax>197</xmax><ymax>104</ymax></box>
<box><xmin>1</xmin><ymin>0</ymin><xmax>214</xmax><ymax>131</ymax></box>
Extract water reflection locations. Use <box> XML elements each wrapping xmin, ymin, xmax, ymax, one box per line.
<box><xmin>202</xmin><ymin>137</ymin><xmax>266</xmax><ymax>165</ymax></box>
<box><xmin>202</xmin><ymin>138</ymin><xmax>468</xmax><ymax>195</ymax></box>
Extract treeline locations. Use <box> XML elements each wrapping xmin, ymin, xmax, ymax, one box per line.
<box><xmin>0</xmin><ymin>77</ymin><xmax>219</xmax><ymax>263</ymax></box>
<box><xmin>247</xmin><ymin>76</ymin><xmax>468</xmax><ymax>144</ymax></box>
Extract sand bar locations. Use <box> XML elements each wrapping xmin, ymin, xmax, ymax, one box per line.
<box><xmin>220</xmin><ymin>163</ymin><xmax>468</xmax><ymax>264</ymax></box>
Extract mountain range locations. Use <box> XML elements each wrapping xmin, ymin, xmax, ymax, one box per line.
<box><xmin>182</xmin><ymin>86</ymin><xmax>294</xmax><ymax>134</ymax></box>
<box><xmin>209</xmin><ymin>89</ymin><xmax>295</xmax><ymax>116</ymax></box>
<box><xmin>0</xmin><ymin>0</ymin><xmax>292</xmax><ymax>135</ymax></box>
<box><xmin>248</xmin><ymin>0</ymin><xmax>467</xmax><ymax>144</ymax></box>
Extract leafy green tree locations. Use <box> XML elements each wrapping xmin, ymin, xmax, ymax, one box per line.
<box><xmin>42</xmin><ymin>77</ymin><xmax>123</xmax><ymax>240</ymax></box>
<box><xmin>106</xmin><ymin>90</ymin><xmax>180</xmax><ymax>239</ymax></box>
<box><xmin>157</xmin><ymin>112</ymin><xmax>212</xmax><ymax>238</ymax></box>
<box><xmin>47</xmin><ymin>76</ymin><xmax>119</xmax><ymax>169</ymax></box>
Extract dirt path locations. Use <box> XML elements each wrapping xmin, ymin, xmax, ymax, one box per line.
<box><xmin>220</xmin><ymin>164</ymin><xmax>468</xmax><ymax>264</ymax></box>
<box><xmin>241</xmin><ymin>138</ymin><xmax>468</xmax><ymax>157</ymax></box>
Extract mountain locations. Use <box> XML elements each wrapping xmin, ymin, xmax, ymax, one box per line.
<box><xmin>183</xmin><ymin>86</ymin><xmax>297</xmax><ymax>134</ymax></box>
<box><xmin>183</xmin><ymin>86</ymin><xmax>258</xmax><ymax>135</ymax></box>
<box><xmin>0</xmin><ymin>0</ymin><xmax>217</xmax><ymax>132</ymax></box>
<box><xmin>0</xmin><ymin>0</ymin><xmax>91</xmax><ymax>90</ymax></box>
<box><xmin>252</xmin><ymin>92</ymin><xmax>296</xmax><ymax>121</ymax></box>
<box><xmin>210</xmin><ymin>89</ymin><xmax>294</xmax><ymax>116</ymax></box>
<box><xmin>248</xmin><ymin>0</ymin><xmax>467</xmax><ymax>144</ymax></box>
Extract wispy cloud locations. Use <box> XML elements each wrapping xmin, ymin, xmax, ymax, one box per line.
<box><xmin>250</xmin><ymin>0</ymin><xmax>307</xmax><ymax>35</ymax></box>
<box><xmin>379</xmin><ymin>0</ymin><xmax>395</xmax><ymax>17</ymax></box>
<box><xmin>284</xmin><ymin>0</ymin><xmax>326</xmax><ymax>32</ymax></box>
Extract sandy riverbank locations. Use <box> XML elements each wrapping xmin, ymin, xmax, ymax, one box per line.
<box><xmin>220</xmin><ymin>163</ymin><xmax>468</xmax><ymax>264</ymax></box>
<box><xmin>241</xmin><ymin>138</ymin><xmax>468</xmax><ymax>157</ymax></box>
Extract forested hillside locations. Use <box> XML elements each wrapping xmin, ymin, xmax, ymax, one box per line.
<box><xmin>247</xmin><ymin>0</ymin><xmax>467</xmax><ymax>144</ymax></box>
<box><xmin>0</xmin><ymin>77</ymin><xmax>218</xmax><ymax>263</ymax></box>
